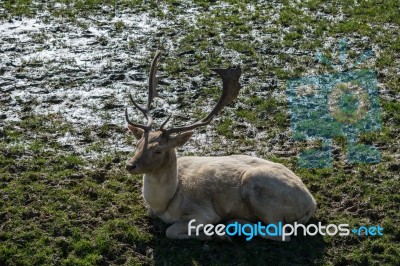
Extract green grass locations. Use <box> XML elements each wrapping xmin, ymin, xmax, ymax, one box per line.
<box><xmin>1</xmin><ymin>0</ymin><xmax>399</xmax><ymax>265</ymax></box>
<box><xmin>0</xmin><ymin>115</ymin><xmax>151</xmax><ymax>265</ymax></box>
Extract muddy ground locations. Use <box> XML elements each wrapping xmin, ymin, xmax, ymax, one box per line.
<box><xmin>0</xmin><ymin>1</ymin><xmax>399</xmax><ymax>265</ymax></box>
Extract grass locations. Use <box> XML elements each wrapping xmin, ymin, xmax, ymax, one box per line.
<box><xmin>1</xmin><ymin>0</ymin><xmax>399</xmax><ymax>265</ymax></box>
<box><xmin>0</xmin><ymin>115</ymin><xmax>150</xmax><ymax>265</ymax></box>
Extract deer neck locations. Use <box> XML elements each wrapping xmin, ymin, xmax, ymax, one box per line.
<box><xmin>142</xmin><ymin>150</ymin><xmax>178</xmax><ymax>215</ymax></box>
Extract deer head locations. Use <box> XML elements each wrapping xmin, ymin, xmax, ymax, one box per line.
<box><xmin>125</xmin><ymin>51</ymin><xmax>242</xmax><ymax>174</ymax></box>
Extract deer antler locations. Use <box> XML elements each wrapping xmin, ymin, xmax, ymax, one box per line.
<box><xmin>125</xmin><ymin>51</ymin><xmax>161</xmax><ymax>131</ymax></box>
<box><xmin>162</xmin><ymin>66</ymin><xmax>242</xmax><ymax>134</ymax></box>
<box><xmin>125</xmin><ymin>52</ymin><xmax>242</xmax><ymax>133</ymax></box>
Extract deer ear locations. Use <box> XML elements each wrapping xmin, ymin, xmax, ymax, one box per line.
<box><xmin>169</xmin><ymin>131</ymin><xmax>194</xmax><ymax>147</ymax></box>
<box><xmin>128</xmin><ymin>125</ymin><xmax>144</xmax><ymax>140</ymax></box>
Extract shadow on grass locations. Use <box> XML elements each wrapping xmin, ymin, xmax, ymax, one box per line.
<box><xmin>149</xmin><ymin>218</ymin><xmax>326</xmax><ymax>266</ymax></box>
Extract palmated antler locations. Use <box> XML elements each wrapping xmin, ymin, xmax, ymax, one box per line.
<box><xmin>162</xmin><ymin>66</ymin><xmax>242</xmax><ymax>134</ymax></box>
<box><xmin>125</xmin><ymin>51</ymin><xmax>161</xmax><ymax>131</ymax></box>
<box><xmin>125</xmin><ymin>51</ymin><xmax>242</xmax><ymax>134</ymax></box>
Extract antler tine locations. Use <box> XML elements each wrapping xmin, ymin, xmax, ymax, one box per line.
<box><xmin>163</xmin><ymin>66</ymin><xmax>242</xmax><ymax>135</ymax></box>
<box><xmin>129</xmin><ymin>93</ymin><xmax>147</xmax><ymax>116</ymax></box>
<box><xmin>160</xmin><ymin>114</ymin><xmax>172</xmax><ymax>130</ymax></box>
<box><xmin>148</xmin><ymin>51</ymin><xmax>161</xmax><ymax>110</ymax></box>
<box><xmin>125</xmin><ymin>107</ymin><xmax>151</xmax><ymax>131</ymax></box>
<box><xmin>125</xmin><ymin>96</ymin><xmax>154</xmax><ymax>130</ymax></box>
<box><xmin>126</xmin><ymin>51</ymin><xmax>161</xmax><ymax>131</ymax></box>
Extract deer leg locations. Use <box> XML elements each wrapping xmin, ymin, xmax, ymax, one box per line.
<box><xmin>166</xmin><ymin>212</ymin><xmax>232</xmax><ymax>241</ymax></box>
<box><xmin>166</xmin><ymin>221</ymin><xmax>213</xmax><ymax>240</ymax></box>
<box><xmin>146</xmin><ymin>208</ymin><xmax>157</xmax><ymax>218</ymax></box>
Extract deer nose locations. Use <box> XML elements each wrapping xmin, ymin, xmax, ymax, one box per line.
<box><xmin>126</xmin><ymin>163</ymin><xmax>137</xmax><ymax>171</ymax></box>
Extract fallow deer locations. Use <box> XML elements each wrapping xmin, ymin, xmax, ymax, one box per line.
<box><xmin>125</xmin><ymin>51</ymin><xmax>316</xmax><ymax>241</ymax></box>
